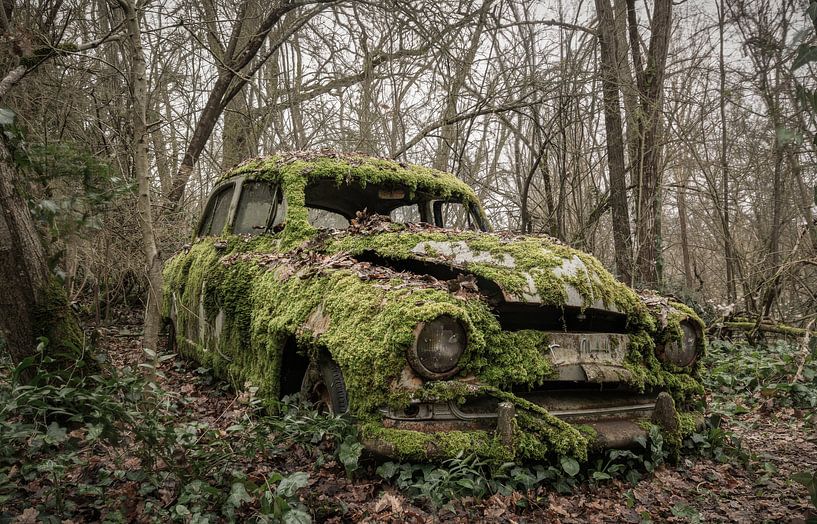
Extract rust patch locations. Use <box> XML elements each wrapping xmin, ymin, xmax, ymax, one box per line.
<box><xmin>396</xmin><ymin>365</ymin><xmax>424</xmax><ymax>390</ymax></box>
<box><xmin>301</xmin><ymin>303</ymin><xmax>331</xmax><ymax>336</ymax></box>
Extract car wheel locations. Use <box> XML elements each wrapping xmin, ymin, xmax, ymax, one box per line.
<box><xmin>300</xmin><ymin>352</ymin><xmax>348</xmax><ymax>415</ymax></box>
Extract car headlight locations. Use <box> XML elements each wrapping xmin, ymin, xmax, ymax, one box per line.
<box><xmin>408</xmin><ymin>315</ymin><xmax>466</xmax><ymax>379</ymax></box>
<box><xmin>664</xmin><ymin>321</ymin><xmax>699</xmax><ymax>367</ymax></box>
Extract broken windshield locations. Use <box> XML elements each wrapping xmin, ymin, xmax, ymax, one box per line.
<box><xmin>303</xmin><ymin>178</ymin><xmax>486</xmax><ymax>231</ymax></box>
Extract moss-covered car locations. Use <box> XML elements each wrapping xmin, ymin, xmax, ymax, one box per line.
<box><xmin>162</xmin><ymin>151</ymin><xmax>706</xmax><ymax>463</ymax></box>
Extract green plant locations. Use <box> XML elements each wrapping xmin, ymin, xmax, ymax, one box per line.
<box><xmin>374</xmin><ymin>425</ymin><xmax>673</xmax><ymax>508</ymax></box>
<box><xmin>0</xmin><ymin>350</ymin><xmax>363</xmax><ymax>522</ymax></box>
<box><xmin>704</xmin><ymin>339</ymin><xmax>817</xmax><ymax>410</ymax></box>
<box><xmin>792</xmin><ymin>470</ymin><xmax>817</xmax><ymax>510</ymax></box>
<box><xmin>682</xmin><ymin>414</ymin><xmax>749</xmax><ymax>465</ymax></box>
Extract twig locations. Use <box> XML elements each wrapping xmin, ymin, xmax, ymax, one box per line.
<box><xmin>792</xmin><ymin>318</ymin><xmax>816</xmax><ymax>384</ymax></box>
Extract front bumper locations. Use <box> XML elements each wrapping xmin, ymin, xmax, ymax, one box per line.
<box><xmin>362</xmin><ymin>388</ymin><xmax>700</xmax><ymax>461</ymax></box>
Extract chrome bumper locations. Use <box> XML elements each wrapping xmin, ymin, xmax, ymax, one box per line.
<box><xmin>378</xmin><ymin>391</ymin><xmax>683</xmax><ymax>450</ymax></box>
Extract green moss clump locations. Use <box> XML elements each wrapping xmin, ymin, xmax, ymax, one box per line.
<box><xmin>33</xmin><ymin>276</ymin><xmax>96</xmax><ymax>374</ymax></box>
<box><xmin>328</xmin><ymin>230</ymin><xmax>650</xmax><ymax>320</ymax></box>
<box><xmin>360</xmin><ymin>422</ymin><xmax>513</xmax><ymax>462</ymax></box>
<box><xmin>401</xmin><ymin>380</ymin><xmax>480</xmax><ymax>405</ymax></box>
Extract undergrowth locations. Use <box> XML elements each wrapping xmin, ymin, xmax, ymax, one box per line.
<box><xmin>703</xmin><ymin>339</ymin><xmax>817</xmax><ymax>413</ymax></box>
<box><xmin>2</xmin><ymin>336</ymin><xmax>815</xmax><ymax>519</ymax></box>
<box><xmin>0</xmin><ymin>348</ymin><xmax>355</xmax><ymax>523</ymax></box>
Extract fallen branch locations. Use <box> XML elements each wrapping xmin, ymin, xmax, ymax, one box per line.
<box><xmin>711</xmin><ymin>320</ymin><xmax>817</xmax><ymax>338</ymax></box>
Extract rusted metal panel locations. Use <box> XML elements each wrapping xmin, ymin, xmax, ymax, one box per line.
<box><xmin>382</xmin><ymin>418</ymin><xmax>487</xmax><ymax>432</ymax></box>
<box><xmin>547</xmin><ymin>332</ymin><xmax>633</xmax><ymax>383</ymax></box>
<box><xmin>408</xmin><ymin>240</ymin><xmax>618</xmax><ymax>309</ymax></box>
<box><xmin>301</xmin><ymin>303</ymin><xmax>331</xmax><ymax>336</ymax></box>
<box><xmin>586</xmin><ymin>420</ymin><xmax>648</xmax><ymax>449</ymax></box>
<box><xmin>376</xmin><ymin>390</ymin><xmax>666</xmax><ymax>452</ymax></box>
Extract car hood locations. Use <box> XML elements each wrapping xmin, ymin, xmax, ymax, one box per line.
<box><xmin>326</xmin><ymin>227</ymin><xmax>643</xmax><ymax>316</ymax></box>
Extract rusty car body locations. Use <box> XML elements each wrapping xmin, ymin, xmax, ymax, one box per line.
<box><xmin>162</xmin><ymin>151</ymin><xmax>705</xmax><ymax>462</ymax></box>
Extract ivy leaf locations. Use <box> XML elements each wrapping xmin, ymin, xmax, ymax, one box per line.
<box><xmin>560</xmin><ymin>456</ymin><xmax>580</xmax><ymax>477</ymax></box>
<box><xmin>376</xmin><ymin>461</ymin><xmax>398</xmax><ymax>479</ymax></box>
<box><xmin>226</xmin><ymin>482</ymin><xmax>253</xmax><ymax>508</ymax></box>
<box><xmin>339</xmin><ymin>436</ymin><xmax>363</xmax><ymax>476</ymax></box>
<box><xmin>283</xmin><ymin>509</ymin><xmax>312</xmax><ymax>524</ymax></box>
<box><xmin>277</xmin><ymin>472</ymin><xmax>308</xmax><ymax>498</ymax></box>
<box><xmin>791</xmin><ymin>471</ymin><xmax>817</xmax><ymax>506</ymax></box>
<box><xmin>0</xmin><ymin>108</ymin><xmax>15</xmax><ymax>126</ymax></box>
<box><xmin>44</xmin><ymin>422</ymin><xmax>67</xmax><ymax>444</ymax></box>
<box><xmin>592</xmin><ymin>471</ymin><xmax>612</xmax><ymax>481</ymax></box>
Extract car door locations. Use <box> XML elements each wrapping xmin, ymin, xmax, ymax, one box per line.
<box><xmin>170</xmin><ymin>179</ymin><xmax>283</xmax><ymax>354</ymax></box>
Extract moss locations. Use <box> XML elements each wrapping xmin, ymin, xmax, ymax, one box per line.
<box><xmin>327</xmin><ymin>230</ymin><xmax>652</xmax><ymax>323</ymax></box>
<box><xmin>360</xmin><ymin>422</ymin><xmax>513</xmax><ymax>462</ymax></box>
<box><xmin>402</xmin><ymin>380</ymin><xmax>479</xmax><ymax>405</ymax></box>
<box><xmin>678</xmin><ymin>411</ymin><xmax>703</xmax><ymax>437</ymax></box>
<box><xmin>226</xmin><ymin>154</ymin><xmax>480</xmax><ymax>248</ymax></box>
<box><xmin>484</xmin><ymin>387</ymin><xmax>589</xmax><ymax>460</ymax></box>
<box><xmin>32</xmin><ymin>276</ymin><xmax>96</xmax><ymax>374</ymax></box>
<box><xmin>721</xmin><ymin>319</ymin><xmax>816</xmax><ymax>337</ymax></box>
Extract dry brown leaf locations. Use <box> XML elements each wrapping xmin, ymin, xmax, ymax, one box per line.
<box><xmin>13</xmin><ymin>508</ymin><xmax>39</xmax><ymax>524</ymax></box>
<box><xmin>374</xmin><ymin>492</ymin><xmax>403</xmax><ymax>514</ymax></box>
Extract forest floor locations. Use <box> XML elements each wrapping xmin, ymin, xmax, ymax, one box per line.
<box><xmin>1</xmin><ymin>311</ymin><xmax>816</xmax><ymax>523</ymax></box>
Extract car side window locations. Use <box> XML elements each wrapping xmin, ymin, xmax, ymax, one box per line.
<box><xmin>234</xmin><ymin>181</ymin><xmax>280</xmax><ymax>235</ymax></box>
<box><xmin>307</xmin><ymin>207</ymin><xmax>349</xmax><ymax>229</ymax></box>
<box><xmin>199</xmin><ymin>184</ymin><xmax>235</xmax><ymax>236</ymax></box>
<box><xmin>390</xmin><ymin>204</ymin><xmax>421</xmax><ymax>224</ymax></box>
<box><xmin>434</xmin><ymin>201</ymin><xmax>477</xmax><ymax>230</ymax></box>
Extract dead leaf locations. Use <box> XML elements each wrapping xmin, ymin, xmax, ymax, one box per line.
<box><xmin>374</xmin><ymin>492</ymin><xmax>403</xmax><ymax>514</ymax></box>
<box><xmin>13</xmin><ymin>508</ymin><xmax>39</xmax><ymax>524</ymax></box>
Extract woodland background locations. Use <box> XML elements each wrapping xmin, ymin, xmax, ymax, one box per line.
<box><xmin>2</xmin><ymin>0</ymin><xmax>817</xmax><ymax>339</ymax></box>
<box><xmin>0</xmin><ymin>0</ymin><xmax>817</xmax><ymax>521</ymax></box>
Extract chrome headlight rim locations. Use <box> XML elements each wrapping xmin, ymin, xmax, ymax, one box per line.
<box><xmin>662</xmin><ymin>320</ymin><xmax>701</xmax><ymax>368</ymax></box>
<box><xmin>408</xmin><ymin>315</ymin><xmax>467</xmax><ymax>380</ymax></box>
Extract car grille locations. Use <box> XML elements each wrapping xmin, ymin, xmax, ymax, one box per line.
<box><xmin>494</xmin><ymin>303</ymin><xmax>630</xmax><ymax>333</ymax></box>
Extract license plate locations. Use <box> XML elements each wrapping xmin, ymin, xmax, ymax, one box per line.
<box><xmin>546</xmin><ymin>333</ymin><xmax>628</xmax><ymax>365</ymax></box>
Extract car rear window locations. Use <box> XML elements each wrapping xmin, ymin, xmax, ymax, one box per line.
<box><xmin>199</xmin><ymin>184</ymin><xmax>234</xmax><ymax>236</ymax></box>
<box><xmin>234</xmin><ymin>181</ymin><xmax>275</xmax><ymax>235</ymax></box>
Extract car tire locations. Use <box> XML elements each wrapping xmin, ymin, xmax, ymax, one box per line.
<box><xmin>301</xmin><ymin>352</ymin><xmax>349</xmax><ymax>415</ymax></box>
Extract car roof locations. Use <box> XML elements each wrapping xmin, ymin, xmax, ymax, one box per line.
<box><xmin>218</xmin><ymin>150</ymin><xmax>480</xmax><ymax>205</ymax></box>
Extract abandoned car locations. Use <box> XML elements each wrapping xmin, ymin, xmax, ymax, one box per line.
<box><xmin>162</xmin><ymin>151</ymin><xmax>706</xmax><ymax>463</ymax></box>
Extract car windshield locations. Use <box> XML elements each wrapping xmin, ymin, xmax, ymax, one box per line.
<box><xmin>304</xmin><ymin>178</ymin><xmax>485</xmax><ymax>231</ymax></box>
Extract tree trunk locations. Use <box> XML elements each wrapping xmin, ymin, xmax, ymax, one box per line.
<box><xmin>595</xmin><ymin>0</ymin><xmax>633</xmax><ymax>284</ymax></box>
<box><xmin>0</xmin><ymin>135</ymin><xmax>88</xmax><ymax>379</ymax></box>
<box><xmin>222</xmin><ymin>1</ymin><xmax>261</xmax><ymax>169</ymax></box>
<box><xmin>119</xmin><ymin>0</ymin><xmax>163</xmax><ymax>358</ymax></box>
<box><xmin>676</xmin><ymin>166</ymin><xmax>694</xmax><ymax>290</ymax></box>
<box><xmin>632</xmin><ymin>0</ymin><xmax>672</xmax><ymax>288</ymax></box>
<box><xmin>432</xmin><ymin>1</ymin><xmax>488</xmax><ymax>172</ymax></box>
<box><xmin>718</xmin><ymin>0</ymin><xmax>736</xmax><ymax>302</ymax></box>
<box><xmin>167</xmin><ymin>2</ymin><xmax>317</xmax><ymax>208</ymax></box>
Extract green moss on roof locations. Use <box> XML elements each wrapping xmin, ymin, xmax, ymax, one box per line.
<box><xmin>224</xmin><ymin>152</ymin><xmax>478</xmax><ymax>204</ymax></box>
